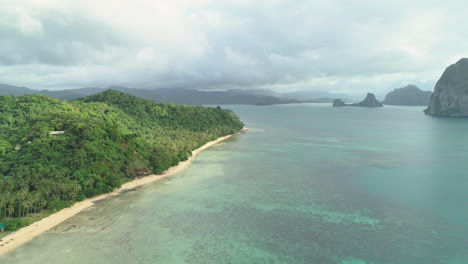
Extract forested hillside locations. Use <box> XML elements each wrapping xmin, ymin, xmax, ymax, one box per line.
<box><xmin>0</xmin><ymin>90</ymin><xmax>243</xmax><ymax>230</ymax></box>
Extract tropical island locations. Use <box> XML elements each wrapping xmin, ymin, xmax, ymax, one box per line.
<box><xmin>0</xmin><ymin>90</ymin><xmax>244</xmax><ymax>243</ymax></box>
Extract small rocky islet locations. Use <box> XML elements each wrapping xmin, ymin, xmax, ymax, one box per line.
<box><xmin>333</xmin><ymin>93</ymin><xmax>383</xmax><ymax>108</ymax></box>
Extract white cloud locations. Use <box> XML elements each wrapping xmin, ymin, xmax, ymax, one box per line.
<box><xmin>303</xmin><ymin>50</ymin><xmax>320</xmax><ymax>61</ymax></box>
<box><xmin>17</xmin><ymin>11</ymin><xmax>43</xmax><ymax>36</ymax></box>
<box><xmin>225</xmin><ymin>47</ymin><xmax>257</xmax><ymax>65</ymax></box>
<box><xmin>137</xmin><ymin>47</ymin><xmax>155</xmax><ymax>63</ymax></box>
<box><xmin>0</xmin><ymin>0</ymin><xmax>467</xmax><ymax>94</ymax></box>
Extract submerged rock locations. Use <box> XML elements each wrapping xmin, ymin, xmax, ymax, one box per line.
<box><xmin>383</xmin><ymin>84</ymin><xmax>432</xmax><ymax>106</ymax></box>
<box><xmin>425</xmin><ymin>58</ymin><xmax>468</xmax><ymax>116</ymax></box>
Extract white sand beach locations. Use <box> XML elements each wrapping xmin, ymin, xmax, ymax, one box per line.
<box><xmin>0</xmin><ymin>130</ymin><xmax>245</xmax><ymax>256</ymax></box>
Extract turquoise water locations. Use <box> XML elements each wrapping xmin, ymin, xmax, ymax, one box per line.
<box><xmin>2</xmin><ymin>104</ymin><xmax>468</xmax><ymax>263</ymax></box>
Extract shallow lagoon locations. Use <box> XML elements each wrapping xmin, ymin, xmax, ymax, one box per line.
<box><xmin>2</xmin><ymin>104</ymin><xmax>468</xmax><ymax>263</ymax></box>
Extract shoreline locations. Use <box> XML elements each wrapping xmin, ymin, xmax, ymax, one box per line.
<box><xmin>0</xmin><ymin>130</ymin><xmax>245</xmax><ymax>256</ymax></box>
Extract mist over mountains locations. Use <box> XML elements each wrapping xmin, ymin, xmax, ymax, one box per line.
<box><xmin>2</xmin><ymin>82</ymin><xmax>437</xmax><ymax>106</ymax></box>
<box><xmin>0</xmin><ymin>83</ymin><xmax>350</xmax><ymax>106</ymax></box>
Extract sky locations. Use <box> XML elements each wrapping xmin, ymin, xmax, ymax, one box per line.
<box><xmin>0</xmin><ymin>0</ymin><xmax>467</xmax><ymax>96</ymax></box>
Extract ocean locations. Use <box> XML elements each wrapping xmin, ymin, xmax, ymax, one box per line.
<box><xmin>2</xmin><ymin>103</ymin><xmax>468</xmax><ymax>264</ymax></box>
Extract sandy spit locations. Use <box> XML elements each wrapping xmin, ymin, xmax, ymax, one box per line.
<box><xmin>0</xmin><ymin>130</ymin><xmax>245</xmax><ymax>255</ymax></box>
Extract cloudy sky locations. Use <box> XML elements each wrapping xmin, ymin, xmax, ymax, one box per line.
<box><xmin>0</xmin><ymin>0</ymin><xmax>467</xmax><ymax>95</ymax></box>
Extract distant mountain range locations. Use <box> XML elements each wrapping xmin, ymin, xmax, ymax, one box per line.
<box><xmin>0</xmin><ymin>83</ymin><xmax>35</xmax><ymax>96</ymax></box>
<box><xmin>0</xmin><ymin>83</ymin><xmax>351</xmax><ymax>106</ymax></box>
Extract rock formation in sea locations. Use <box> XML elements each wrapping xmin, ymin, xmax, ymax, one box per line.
<box><xmin>352</xmin><ymin>93</ymin><xmax>383</xmax><ymax>107</ymax></box>
<box><xmin>332</xmin><ymin>93</ymin><xmax>383</xmax><ymax>108</ymax></box>
<box><xmin>332</xmin><ymin>99</ymin><xmax>346</xmax><ymax>107</ymax></box>
<box><xmin>383</xmin><ymin>84</ymin><xmax>432</xmax><ymax>106</ymax></box>
<box><xmin>425</xmin><ymin>58</ymin><xmax>468</xmax><ymax>116</ymax></box>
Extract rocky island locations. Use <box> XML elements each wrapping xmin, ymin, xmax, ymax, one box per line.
<box><xmin>383</xmin><ymin>84</ymin><xmax>432</xmax><ymax>106</ymax></box>
<box><xmin>333</xmin><ymin>93</ymin><xmax>383</xmax><ymax>108</ymax></box>
<box><xmin>425</xmin><ymin>58</ymin><xmax>468</xmax><ymax>116</ymax></box>
<box><xmin>332</xmin><ymin>99</ymin><xmax>346</xmax><ymax>107</ymax></box>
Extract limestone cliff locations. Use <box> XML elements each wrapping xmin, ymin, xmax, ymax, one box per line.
<box><xmin>425</xmin><ymin>58</ymin><xmax>468</xmax><ymax>116</ymax></box>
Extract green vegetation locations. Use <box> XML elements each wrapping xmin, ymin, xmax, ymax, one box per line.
<box><xmin>0</xmin><ymin>90</ymin><xmax>243</xmax><ymax>231</ymax></box>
